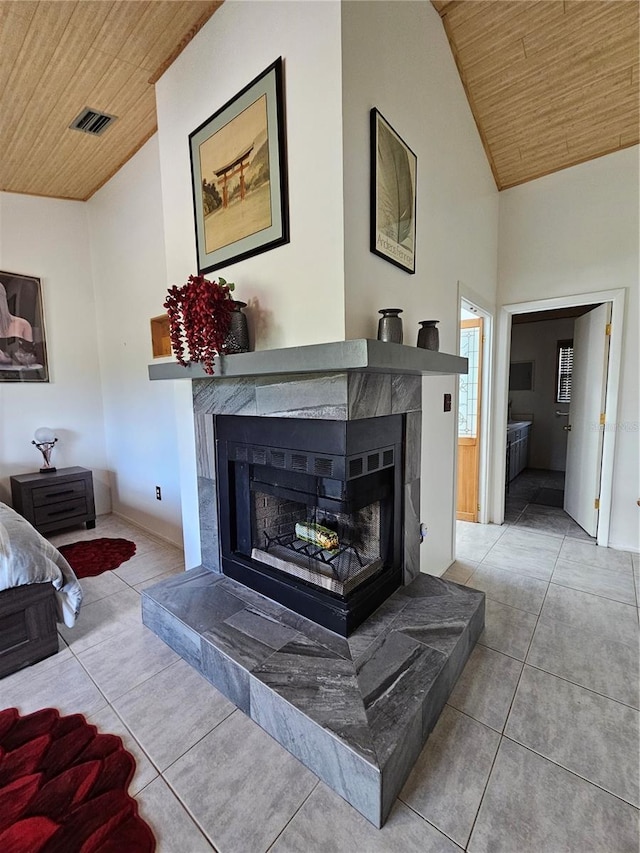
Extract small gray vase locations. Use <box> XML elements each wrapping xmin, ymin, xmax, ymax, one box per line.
<box><xmin>377</xmin><ymin>308</ymin><xmax>403</xmax><ymax>344</ymax></box>
<box><xmin>224</xmin><ymin>300</ymin><xmax>250</xmax><ymax>354</ymax></box>
<box><xmin>417</xmin><ymin>320</ymin><xmax>439</xmax><ymax>351</ymax></box>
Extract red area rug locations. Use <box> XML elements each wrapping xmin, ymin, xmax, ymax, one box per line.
<box><xmin>58</xmin><ymin>539</ymin><xmax>136</xmax><ymax>579</ymax></box>
<box><xmin>0</xmin><ymin>707</ymin><xmax>155</xmax><ymax>852</ymax></box>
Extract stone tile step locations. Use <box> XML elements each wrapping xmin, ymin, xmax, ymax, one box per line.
<box><xmin>141</xmin><ymin>567</ymin><xmax>484</xmax><ymax>827</ymax></box>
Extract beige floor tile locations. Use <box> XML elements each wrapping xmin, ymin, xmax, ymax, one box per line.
<box><xmin>443</xmin><ymin>559</ymin><xmax>478</xmax><ymax>585</ymax></box>
<box><xmin>528</xmin><ymin>615</ymin><xmax>639</xmax><ymax>708</ymax></box>
<box><xmin>469</xmin><ymin>738</ymin><xmax>639</xmax><ymax>853</ymax></box>
<box><xmin>448</xmin><ymin>645</ymin><xmax>523</xmax><ymax>732</ymax></box>
<box><xmin>466</xmin><ymin>564</ymin><xmax>549</xmax><ymax>615</ymax></box>
<box><xmin>114</xmin><ymin>548</ymin><xmax>185</xmax><ymax>586</ymax></box>
<box><xmin>113</xmin><ymin>659</ymin><xmax>234</xmax><ymax>771</ymax></box>
<box><xmin>400</xmin><ymin>705</ymin><xmax>500</xmax><ymax>847</ymax></box>
<box><xmin>272</xmin><ymin>782</ymin><xmax>459</xmax><ymax>853</ymax></box>
<box><xmin>58</xmin><ymin>587</ymin><xmax>142</xmax><ymax>652</ymax></box>
<box><xmin>136</xmin><ymin>777</ymin><xmax>214</xmax><ymax>853</ymax></box>
<box><xmin>88</xmin><ymin>704</ymin><xmax>159</xmax><ymax>795</ymax></box>
<box><xmin>478</xmin><ymin>597</ymin><xmax>538</xmax><ymax>661</ymax></box>
<box><xmin>541</xmin><ymin>583</ymin><xmax>639</xmax><ymax>647</ymax></box>
<box><xmin>165</xmin><ymin>710</ymin><xmax>317</xmax><ymax>852</ymax></box>
<box><xmin>134</xmin><ymin>567</ymin><xmax>185</xmax><ymax>593</ymax></box>
<box><xmin>77</xmin><ymin>621</ymin><xmax>179</xmax><ymax>702</ymax></box>
<box><xmin>481</xmin><ymin>528</ymin><xmax>561</xmax><ymax>581</ymax></box>
<box><xmin>552</xmin><ymin>559</ymin><xmax>636</xmax><ymax>606</ymax></box>
<box><xmin>0</xmin><ymin>655</ymin><xmax>107</xmax><ymax>717</ymax></box>
<box><xmin>506</xmin><ymin>666</ymin><xmax>640</xmax><ymax>806</ymax></box>
<box><xmin>559</xmin><ymin>538</ymin><xmax>633</xmax><ymax>573</ymax></box>
<box><xmin>456</xmin><ymin>521</ymin><xmax>507</xmax><ymax>562</ymax></box>
<box><xmin>76</xmin><ymin>569</ymin><xmax>130</xmax><ymax>605</ymax></box>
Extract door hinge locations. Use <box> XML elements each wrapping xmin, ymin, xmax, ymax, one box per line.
<box><xmin>594</xmin><ymin>498</ymin><xmax>600</xmax><ymax>510</ymax></box>
<box><xmin>605</xmin><ymin>323</ymin><xmax>612</xmax><ymax>336</ymax></box>
<box><xmin>477</xmin><ymin>504</ymin><xmax>480</xmax><ymax>512</ymax></box>
<box><xmin>599</xmin><ymin>413</ymin><xmax>606</xmax><ymax>425</ymax></box>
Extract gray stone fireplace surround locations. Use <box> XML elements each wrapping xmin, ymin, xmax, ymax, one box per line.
<box><xmin>143</xmin><ymin>340</ymin><xmax>484</xmax><ymax>827</ymax></box>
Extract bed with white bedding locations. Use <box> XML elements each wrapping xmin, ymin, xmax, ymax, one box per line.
<box><xmin>0</xmin><ymin>501</ymin><xmax>83</xmax><ymax>677</ymax></box>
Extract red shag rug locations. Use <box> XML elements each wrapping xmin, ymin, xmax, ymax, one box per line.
<box><xmin>0</xmin><ymin>707</ymin><xmax>155</xmax><ymax>852</ymax></box>
<box><xmin>58</xmin><ymin>539</ymin><xmax>136</xmax><ymax>579</ymax></box>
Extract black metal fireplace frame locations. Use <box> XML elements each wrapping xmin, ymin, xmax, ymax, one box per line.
<box><xmin>215</xmin><ymin>415</ymin><xmax>404</xmax><ymax>635</ymax></box>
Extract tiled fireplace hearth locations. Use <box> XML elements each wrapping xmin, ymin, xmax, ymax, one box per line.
<box><xmin>143</xmin><ymin>340</ymin><xmax>484</xmax><ymax>827</ymax></box>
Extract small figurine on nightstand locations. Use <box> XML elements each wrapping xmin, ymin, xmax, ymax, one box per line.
<box><xmin>32</xmin><ymin>427</ymin><xmax>58</xmax><ymax>473</ymax></box>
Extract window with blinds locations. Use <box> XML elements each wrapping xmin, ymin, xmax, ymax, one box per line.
<box><xmin>556</xmin><ymin>340</ymin><xmax>573</xmax><ymax>403</ymax></box>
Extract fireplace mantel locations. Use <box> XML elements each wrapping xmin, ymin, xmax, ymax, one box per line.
<box><xmin>148</xmin><ymin>338</ymin><xmax>467</xmax><ymax>381</ymax></box>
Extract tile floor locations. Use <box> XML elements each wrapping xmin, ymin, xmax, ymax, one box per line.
<box><xmin>1</xmin><ymin>491</ymin><xmax>638</xmax><ymax>852</ymax></box>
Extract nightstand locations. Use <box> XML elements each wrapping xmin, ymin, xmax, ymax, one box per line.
<box><xmin>10</xmin><ymin>467</ymin><xmax>96</xmax><ymax>535</ymax></box>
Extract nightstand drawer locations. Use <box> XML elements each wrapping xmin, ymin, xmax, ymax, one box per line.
<box><xmin>32</xmin><ymin>479</ymin><xmax>86</xmax><ymax>507</ymax></box>
<box><xmin>34</xmin><ymin>497</ymin><xmax>88</xmax><ymax>526</ymax></box>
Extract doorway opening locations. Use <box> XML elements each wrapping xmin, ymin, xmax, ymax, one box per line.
<box><xmin>493</xmin><ymin>289</ymin><xmax>625</xmax><ymax>547</ymax></box>
<box><xmin>505</xmin><ymin>303</ymin><xmax>603</xmax><ymax>539</ymax></box>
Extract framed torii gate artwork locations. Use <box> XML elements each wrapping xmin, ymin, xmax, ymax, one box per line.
<box><xmin>189</xmin><ymin>57</ymin><xmax>289</xmax><ymax>274</ymax></box>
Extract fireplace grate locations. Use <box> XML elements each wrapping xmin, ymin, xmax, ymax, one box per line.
<box><xmin>263</xmin><ymin>531</ymin><xmax>366</xmax><ymax>570</ymax></box>
<box><xmin>252</xmin><ymin>529</ymin><xmax>383</xmax><ymax>596</ymax></box>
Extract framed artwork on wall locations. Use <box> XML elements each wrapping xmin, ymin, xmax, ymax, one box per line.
<box><xmin>189</xmin><ymin>57</ymin><xmax>289</xmax><ymax>275</ymax></box>
<box><xmin>0</xmin><ymin>271</ymin><xmax>49</xmax><ymax>383</ymax></box>
<box><xmin>370</xmin><ymin>108</ymin><xmax>417</xmax><ymax>274</ymax></box>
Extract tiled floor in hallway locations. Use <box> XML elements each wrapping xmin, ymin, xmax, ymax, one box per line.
<box><xmin>0</xmin><ymin>503</ymin><xmax>638</xmax><ymax>852</ymax></box>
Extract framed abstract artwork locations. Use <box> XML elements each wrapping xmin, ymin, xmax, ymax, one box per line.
<box><xmin>0</xmin><ymin>271</ymin><xmax>49</xmax><ymax>382</ymax></box>
<box><xmin>370</xmin><ymin>108</ymin><xmax>417</xmax><ymax>274</ymax></box>
<box><xmin>189</xmin><ymin>57</ymin><xmax>289</xmax><ymax>274</ymax></box>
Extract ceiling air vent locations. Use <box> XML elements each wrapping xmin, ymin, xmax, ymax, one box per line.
<box><xmin>69</xmin><ymin>107</ymin><xmax>117</xmax><ymax>136</ymax></box>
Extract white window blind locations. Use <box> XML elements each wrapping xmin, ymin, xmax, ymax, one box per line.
<box><xmin>557</xmin><ymin>341</ymin><xmax>573</xmax><ymax>403</ymax></box>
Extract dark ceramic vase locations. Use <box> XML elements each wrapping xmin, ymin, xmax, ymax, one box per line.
<box><xmin>417</xmin><ymin>320</ymin><xmax>439</xmax><ymax>351</ymax></box>
<box><xmin>224</xmin><ymin>300</ymin><xmax>250</xmax><ymax>354</ymax></box>
<box><xmin>377</xmin><ymin>308</ymin><xmax>403</xmax><ymax>344</ymax></box>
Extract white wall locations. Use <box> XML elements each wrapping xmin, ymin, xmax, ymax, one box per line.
<box><xmin>341</xmin><ymin>1</ymin><xmax>499</xmax><ymax>572</ymax></box>
<box><xmin>0</xmin><ymin>193</ymin><xmax>110</xmax><ymax>511</ymax></box>
<box><xmin>156</xmin><ymin>0</ymin><xmax>346</xmax><ymax>349</ymax></box>
<box><xmin>499</xmin><ymin>147</ymin><xmax>639</xmax><ymax>552</ymax></box>
<box><xmin>510</xmin><ymin>317</ymin><xmax>575</xmax><ymax>471</ymax></box>
<box><xmin>87</xmin><ymin>136</ymin><xmax>183</xmax><ymax>546</ymax></box>
<box><xmin>154</xmin><ymin>0</ymin><xmax>347</xmax><ymax>564</ymax></box>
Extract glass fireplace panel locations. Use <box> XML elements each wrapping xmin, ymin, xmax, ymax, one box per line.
<box><xmin>250</xmin><ymin>489</ymin><xmax>383</xmax><ymax>596</ymax></box>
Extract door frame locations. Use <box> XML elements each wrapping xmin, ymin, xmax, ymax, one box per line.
<box><xmin>454</xmin><ymin>284</ymin><xmax>494</xmax><ymax>547</ymax></box>
<box><xmin>457</xmin><ymin>316</ymin><xmax>484</xmax><ymax>522</ymax></box>
<box><xmin>492</xmin><ymin>288</ymin><xmax>625</xmax><ymax>546</ymax></box>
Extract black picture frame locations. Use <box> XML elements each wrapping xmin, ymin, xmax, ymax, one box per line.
<box><xmin>370</xmin><ymin>108</ymin><xmax>417</xmax><ymax>274</ymax></box>
<box><xmin>0</xmin><ymin>271</ymin><xmax>49</xmax><ymax>383</ymax></box>
<box><xmin>189</xmin><ymin>57</ymin><xmax>289</xmax><ymax>275</ymax></box>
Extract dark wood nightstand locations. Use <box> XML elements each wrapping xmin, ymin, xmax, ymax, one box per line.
<box><xmin>10</xmin><ymin>467</ymin><xmax>96</xmax><ymax>535</ymax></box>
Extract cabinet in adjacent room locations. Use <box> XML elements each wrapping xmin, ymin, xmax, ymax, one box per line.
<box><xmin>506</xmin><ymin>422</ymin><xmax>531</xmax><ymax>482</ymax></box>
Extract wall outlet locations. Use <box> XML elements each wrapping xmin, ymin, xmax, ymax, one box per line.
<box><xmin>444</xmin><ymin>393</ymin><xmax>452</xmax><ymax>412</ymax></box>
<box><xmin>155</xmin><ymin>486</ymin><xmax>162</xmax><ymax>500</ymax></box>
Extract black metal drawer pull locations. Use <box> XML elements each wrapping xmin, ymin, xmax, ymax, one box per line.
<box><xmin>44</xmin><ymin>489</ymin><xmax>76</xmax><ymax>499</ymax></box>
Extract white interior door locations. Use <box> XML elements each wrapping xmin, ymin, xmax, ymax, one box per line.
<box><xmin>564</xmin><ymin>303</ymin><xmax>611</xmax><ymax>536</ymax></box>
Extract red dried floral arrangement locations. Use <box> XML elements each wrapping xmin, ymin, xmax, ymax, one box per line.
<box><xmin>164</xmin><ymin>275</ymin><xmax>235</xmax><ymax>375</ymax></box>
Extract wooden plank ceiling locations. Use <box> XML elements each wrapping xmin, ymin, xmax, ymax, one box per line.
<box><xmin>0</xmin><ymin>2</ymin><xmax>637</xmax><ymax>200</ymax></box>
<box><xmin>0</xmin><ymin>0</ymin><xmax>221</xmax><ymax>201</ymax></box>
<box><xmin>432</xmin><ymin>0</ymin><xmax>639</xmax><ymax>189</ymax></box>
